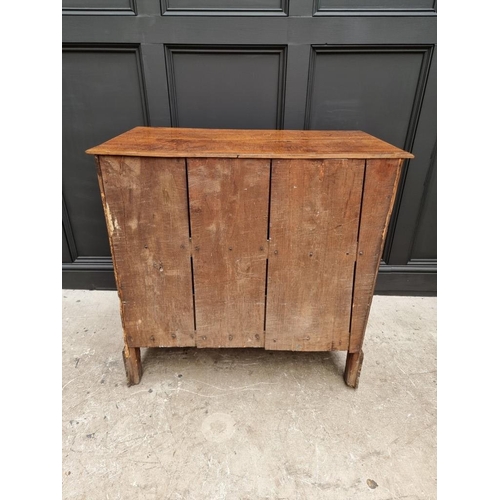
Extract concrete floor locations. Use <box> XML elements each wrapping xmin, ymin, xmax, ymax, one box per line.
<box><xmin>62</xmin><ymin>290</ymin><xmax>436</xmax><ymax>500</ymax></box>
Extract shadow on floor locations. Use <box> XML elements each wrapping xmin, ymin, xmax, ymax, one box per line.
<box><xmin>140</xmin><ymin>346</ymin><xmax>347</xmax><ymax>382</ymax></box>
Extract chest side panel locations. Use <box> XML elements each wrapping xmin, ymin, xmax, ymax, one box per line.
<box><xmin>349</xmin><ymin>159</ymin><xmax>403</xmax><ymax>352</ymax></box>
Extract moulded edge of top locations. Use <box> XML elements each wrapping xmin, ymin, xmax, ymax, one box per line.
<box><xmin>86</xmin><ymin>126</ymin><xmax>415</xmax><ymax>160</ymax></box>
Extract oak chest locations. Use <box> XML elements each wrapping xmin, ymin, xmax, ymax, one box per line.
<box><xmin>87</xmin><ymin>127</ymin><xmax>413</xmax><ymax>388</ymax></box>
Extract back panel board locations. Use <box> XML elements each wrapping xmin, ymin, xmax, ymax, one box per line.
<box><xmin>265</xmin><ymin>159</ymin><xmax>365</xmax><ymax>351</ymax></box>
<box><xmin>188</xmin><ymin>158</ymin><xmax>270</xmax><ymax>348</ymax></box>
<box><xmin>98</xmin><ymin>156</ymin><xmax>195</xmax><ymax>348</ymax></box>
<box><xmin>98</xmin><ymin>153</ymin><xmax>401</xmax><ymax>353</ymax></box>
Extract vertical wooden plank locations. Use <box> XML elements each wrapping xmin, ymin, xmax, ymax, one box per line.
<box><xmin>98</xmin><ymin>155</ymin><xmax>195</xmax><ymax>348</ymax></box>
<box><xmin>349</xmin><ymin>159</ymin><xmax>403</xmax><ymax>353</ymax></box>
<box><xmin>265</xmin><ymin>159</ymin><xmax>364</xmax><ymax>351</ymax></box>
<box><xmin>188</xmin><ymin>158</ymin><xmax>270</xmax><ymax>348</ymax></box>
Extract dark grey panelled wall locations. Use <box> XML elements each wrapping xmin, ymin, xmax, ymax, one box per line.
<box><xmin>62</xmin><ymin>0</ymin><xmax>437</xmax><ymax>294</ymax></box>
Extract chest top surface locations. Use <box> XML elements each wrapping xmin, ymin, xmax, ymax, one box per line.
<box><xmin>86</xmin><ymin>127</ymin><xmax>414</xmax><ymax>160</ymax></box>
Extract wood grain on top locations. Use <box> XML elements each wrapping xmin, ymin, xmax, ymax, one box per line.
<box><xmin>86</xmin><ymin>127</ymin><xmax>414</xmax><ymax>159</ymax></box>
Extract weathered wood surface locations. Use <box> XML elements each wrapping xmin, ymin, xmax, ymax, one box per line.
<box><xmin>265</xmin><ymin>159</ymin><xmax>364</xmax><ymax>351</ymax></box>
<box><xmin>188</xmin><ymin>158</ymin><xmax>270</xmax><ymax>348</ymax></box>
<box><xmin>348</xmin><ymin>159</ymin><xmax>403</xmax><ymax>353</ymax></box>
<box><xmin>97</xmin><ymin>156</ymin><xmax>195</xmax><ymax>348</ymax></box>
<box><xmin>87</xmin><ymin>127</ymin><xmax>414</xmax><ymax>160</ymax></box>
